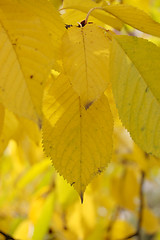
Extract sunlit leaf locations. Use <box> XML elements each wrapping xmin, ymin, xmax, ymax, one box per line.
<box><xmin>0</xmin><ymin>0</ymin><xmax>64</xmax><ymax>124</ymax></box>
<box><xmin>110</xmin><ymin>35</ymin><xmax>160</xmax><ymax>157</ymax></box>
<box><xmin>13</xmin><ymin>220</ymin><xmax>32</xmax><ymax>240</ymax></box>
<box><xmin>62</xmin><ymin>24</ymin><xmax>110</xmax><ymax>108</ymax></box>
<box><xmin>102</xmin><ymin>4</ymin><xmax>160</xmax><ymax>37</ymax></box>
<box><xmin>63</xmin><ymin>0</ymin><xmax>123</xmax><ymax>30</ymax></box>
<box><xmin>19</xmin><ymin>0</ymin><xmax>65</xmax><ymax>62</ymax></box>
<box><xmin>42</xmin><ymin>74</ymin><xmax>113</xmax><ymax>199</ymax></box>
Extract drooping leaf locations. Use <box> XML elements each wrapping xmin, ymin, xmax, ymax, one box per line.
<box><xmin>0</xmin><ymin>0</ymin><xmax>64</xmax><ymax>124</ymax></box>
<box><xmin>42</xmin><ymin>74</ymin><xmax>113</xmax><ymax>199</ymax></box>
<box><xmin>62</xmin><ymin>0</ymin><xmax>123</xmax><ymax>30</ymax></box>
<box><xmin>110</xmin><ymin>35</ymin><xmax>160</xmax><ymax>157</ymax></box>
<box><xmin>102</xmin><ymin>4</ymin><xmax>160</xmax><ymax>37</ymax></box>
<box><xmin>112</xmin><ymin>36</ymin><xmax>160</xmax><ymax>104</ymax></box>
<box><xmin>62</xmin><ymin>24</ymin><xmax>110</xmax><ymax>108</ymax></box>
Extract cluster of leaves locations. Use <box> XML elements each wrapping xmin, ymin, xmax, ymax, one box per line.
<box><xmin>1</xmin><ymin>0</ymin><xmax>160</xmax><ymax>239</ymax></box>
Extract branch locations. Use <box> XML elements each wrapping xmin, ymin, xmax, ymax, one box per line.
<box><xmin>117</xmin><ymin>171</ymin><xmax>145</xmax><ymax>240</ymax></box>
<box><xmin>0</xmin><ymin>230</ymin><xmax>16</xmax><ymax>240</ymax></box>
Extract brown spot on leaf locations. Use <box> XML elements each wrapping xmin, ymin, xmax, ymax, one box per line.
<box><xmin>30</xmin><ymin>75</ymin><xmax>33</xmax><ymax>79</ymax></box>
<box><xmin>85</xmin><ymin>101</ymin><xmax>94</xmax><ymax>110</ymax></box>
<box><xmin>98</xmin><ymin>168</ymin><xmax>102</xmax><ymax>174</ymax></box>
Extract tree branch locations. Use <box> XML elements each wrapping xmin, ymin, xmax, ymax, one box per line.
<box><xmin>117</xmin><ymin>170</ymin><xmax>145</xmax><ymax>240</ymax></box>
<box><xmin>0</xmin><ymin>230</ymin><xmax>16</xmax><ymax>240</ymax></box>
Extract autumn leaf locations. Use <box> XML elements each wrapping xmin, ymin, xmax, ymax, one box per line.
<box><xmin>62</xmin><ymin>24</ymin><xmax>110</xmax><ymax>108</ymax></box>
<box><xmin>42</xmin><ymin>74</ymin><xmax>113</xmax><ymax>200</ymax></box>
<box><xmin>102</xmin><ymin>4</ymin><xmax>160</xmax><ymax>37</ymax></box>
<box><xmin>62</xmin><ymin>0</ymin><xmax>123</xmax><ymax>30</ymax></box>
<box><xmin>19</xmin><ymin>0</ymin><xmax>65</xmax><ymax>62</ymax></box>
<box><xmin>0</xmin><ymin>0</ymin><xmax>64</xmax><ymax>124</ymax></box>
<box><xmin>110</xmin><ymin>35</ymin><xmax>160</xmax><ymax>157</ymax></box>
<box><xmin>0</xmin><ymin>109</ymin><xmax>19</xmax><ymax>155</ymax></box>
<box><xmin>0</xmin><ymin>103</ymin><xmax>4</xmax><ymax>136</ymax></box>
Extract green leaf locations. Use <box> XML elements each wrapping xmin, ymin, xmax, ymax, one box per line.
<box><xmin>110</xmin><ymin>35</ymin><xmax>160</xmax><ymax>157</ymax></box>
<box><xmin>32</xmin><ymin>191</ymin><xmax>55</xmax><ymax>240</ymax></box>
<box><xmin>17</xmin><ymin>160</ymin><xmax>51</xmax><ymax>190</ymax></box>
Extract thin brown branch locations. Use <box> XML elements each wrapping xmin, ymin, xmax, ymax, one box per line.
<box><xmin>137</xmin><ymin>171</ymin><xmax>145</xmax><ymax>240</ymax></box>
<box><xmin>0</xmin><ymin>230</ymin><xmax>16</xmax><ymax>240</ymax></box>
<box><xmin>116</xmin><ymin>170</ymin><xmax>145</xmax><ymax>240</ymax></box>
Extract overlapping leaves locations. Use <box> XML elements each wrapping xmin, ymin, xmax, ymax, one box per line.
<box><xmin>1</xmin><ymin>0</ymin><xmax>160</xmax><ymax>199</ymax></box>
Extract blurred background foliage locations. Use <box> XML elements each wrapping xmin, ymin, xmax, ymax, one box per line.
<box><xmin>0</xmin><ymin>0</ymin><xmax>160</xmax><ymax>239</ymax></box>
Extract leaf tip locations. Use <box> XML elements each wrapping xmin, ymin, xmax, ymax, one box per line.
<box><xmin>80</xmin><ymin>192</ymin><xmax>84</xmax><ymax>204</ymax></box>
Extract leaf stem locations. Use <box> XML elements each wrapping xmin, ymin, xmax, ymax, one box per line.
<box><xmin>85</xmin><ymin>7</ymin><xmax>103</xmax><ymax>25</ymax></box>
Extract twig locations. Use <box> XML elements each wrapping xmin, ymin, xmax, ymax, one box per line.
<box><xmin>0</xmin><ymin>230</ymin><xmax>16</xmax><ymax>240</ymax></box>
<box><xmin>117</xmin><ymin>171</ymin><xmax>145</xmax><ymax>240</ymax></box>
<box><xmin>106</xmin><ymin>207</ymin><xmax>120</xmax><ymax>234</ymax></box>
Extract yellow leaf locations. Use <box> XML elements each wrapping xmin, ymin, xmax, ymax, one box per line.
<box><xmin>42</xmin><ymin>74</ymin><xmax>113</xmax><ymax>199</ymax></box>
<box><xmin>109</xmin><ymin>220</ymin><xmax>135</xmax><ymax>239</ymax></box>
<box><xmin>50</xmin><ymin>0</ymin><xmax>63</xmax><ymax>9</ymax></box>
<box><xmin>0</xmin><ymin>103</ymin><xmax>4</xmax><ymax>136</ymax></box>
<box><xmin>67</xmin><ymin>194</ymin><xmax>96</xmax><ymax>239</ymax></box>
<box><xmin>113</xmin><ymin>36</ymin><xmax>160</xmax><ymax>105</ymax></box>
<box><xmin>142</xmin><ymin>208</ymin><xmax>160</xmax><ymax>234</ymax></box>
<box><xmin>110</xmin><ymin>35</ymin><xmax>160</xmax><ymax>157</ymax></box>
<box><xmin>13</xmin><ymin>220</ymin><xmax>33</xmax><ymax>240</ymax></box>
<box><xmin>18</xmin><ymin>118</ymin><xmax>41</xmax><ymax>145</ymax></box>
<box><xmin>62</xmin><ymin>9</ymin><xmax>106</xmax><ymax>28</ymax></box>
<box><xmin>20</xmin><ymin>0</ymin><xmax>65</xmax><ymax>62</ymax></box>
<box><xmin>0</xmin><ymin>0</ymin><xmax>63</xmax><ymax>124</ymax></box>
<box><xmin>62</xmin><ymin>24</ymin><xmax>110</xmax><ymax>107</ymax></box>
<box><xmin>123</xmin><ymin>0</ymin><xmax>150</xmax><ymax>12</ymax></box>
<box><xmin>0</xmin><ymin>109</ymin><xmax>19</xmax><ymax>155</ymax></box>
<box><xmin>103</xmin><ymin>4</ymin><xmax>160</xmax><ymax>37</ymax></box>
<box><xmin>111</xmin><ymin>167</ymin><xmax>139</xmax><ymax>210</ymax></box>
<box><xmin>62</xmin><ymin>0</ymin><xmax>123</xmax><ymax>30</ymax></box>
<box><xmin>56</xmin><ymin>174</ymin><xmax>78</xmax><ymax>207</ymax></box>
